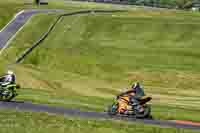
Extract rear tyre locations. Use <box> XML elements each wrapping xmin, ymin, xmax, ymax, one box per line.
<box><xmin>5</xmin><ymin>92</ymin><xmax>16</xmax><ymax>102</ymax></box>
<box><xmin>135</xmin><ymin>104</ymin><xmax>151</xmax><ymax>119</ymax></box>
<box><xmin>1</xmin><ymin>89</ymin><xmax>16</xmax><ymax>102</ymax></box>
<box><xmin>147</xmin><ymin>115</ymin><xmax>153</xmax><ymax>120</ymax></box>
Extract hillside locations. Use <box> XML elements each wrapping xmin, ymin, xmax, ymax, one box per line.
<box><xmin>1</xmin><ymin>0</ymin><xmax>200</xmax><ymax>123</ymax></box>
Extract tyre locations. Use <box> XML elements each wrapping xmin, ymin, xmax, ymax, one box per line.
<box><xmin>135</xmin><ymin>104</ymin><xmax>151</xmax><ymax>119</ymax></box>
<box><xmin>5</xmin><ymin>92</ymin><xmax>17</xmax><ymax>102</ymax></box>
<box><xmin>1</xmin><ymin>89</ymin><xmax>16</xmax><ymax>102</ymax></box>
<box><xmin>107</xmin><ymin>103</ymin><xmax>118</xmax><ymax>116</ymax></box>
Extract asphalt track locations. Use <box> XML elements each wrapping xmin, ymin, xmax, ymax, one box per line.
<box><xmin>1</xmin><ymin>9</ymin><xmax>200</xmax><ymax>130</ymax></box>
<box><xmin>1</xmin><ymin>101</ymin><xmax>200</xmax><ymax>130</ymax></box>
<box><xmin>0</xmin><ymin>9</ymin><xmax>64</xmax><ymax>49</ymax></box>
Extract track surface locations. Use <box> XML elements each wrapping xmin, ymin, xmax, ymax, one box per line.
<box><xmin>1</xmin><ymin>9</ymin><xmax>200</xmax><ymax>130</ymax></box>
<box><xmin>1</xmin><ymin>101</ymin><xmax>200</xmax><ymax>130</ymax></box>
<box><xmin>0</xmin><ymin>9</ymin><xmax>63</xmax><ymax>48</ymax></box>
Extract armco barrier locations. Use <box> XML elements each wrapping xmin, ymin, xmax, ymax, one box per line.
<box><xmin>14</xmin><ymin>9</ymin><xmax>126</xmax><ymax>64</ymax></box>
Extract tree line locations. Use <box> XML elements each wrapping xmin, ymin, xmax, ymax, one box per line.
<box><xmin>129</xmin><ymin>0</ymin><xmax>199</xmax><ymax>9</ymax></box>
<box><xmin>33</xmin><ymin>0</ymin><xmax>200</xmax><ymax>10</ymax></box>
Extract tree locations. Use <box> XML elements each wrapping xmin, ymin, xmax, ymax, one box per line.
<box><xmin>35</xmin><ymin>0</ymin><xmax>40</xmax><ymax>5</ymax></box>
<box><xmin>159</xmin><ymin>0</ymin><xmax>177</xmax><ymax>7</ymax></box>
<box><xmin>128</xmin><ymin>0</ymin><xmax>138</xmax><ymax>4</ymax></box>
<box><xmin>175</xmin><ymin>0</ymin><xmax>193</xmax><ymax>9</ymax></box>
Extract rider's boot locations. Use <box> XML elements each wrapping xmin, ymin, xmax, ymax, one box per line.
<box><xmin>131</xmin><ymin>99</ymin><xmax>144</xmax><ymax>113</ymax></box>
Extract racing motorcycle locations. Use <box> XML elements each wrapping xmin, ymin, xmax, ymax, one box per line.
<box><xmin>107</xmin><ymin>95</ymin><xmax>152</xmax><ymax>119</ymax></box>
<box><xmin>0</xmin><ymin>83</ymin><xmax>20</xmax><ymax>101</ymax></box>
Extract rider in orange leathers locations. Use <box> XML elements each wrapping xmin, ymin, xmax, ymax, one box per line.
<box><xmin>117</xmin><ymin>82</ymin><xmax>145</xmax><ymax>114</ymax></box>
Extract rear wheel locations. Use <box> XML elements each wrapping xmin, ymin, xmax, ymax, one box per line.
<box><xmin>0</xmin><ymin>88</ymin><xmax>17</xmax><ymax>102</ymax></box>
<box><xmin>5</xmin><ymin>92</ymin><xmax>17</xmax><ymax>101</ymax></box>
<box><xmin>135</xmin><ymin>104</ymin><xmax>151</xmax><ymax>119</ymax></box>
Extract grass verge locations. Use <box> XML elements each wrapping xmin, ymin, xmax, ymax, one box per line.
<box><xmin>0</xmin><ymin>108</ymin><xmax>198</xmax><ymax>133</ymax></box>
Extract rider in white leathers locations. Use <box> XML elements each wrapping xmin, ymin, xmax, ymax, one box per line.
<box><xmin>0</xmin><ymin>70</ymin><xmax>16</xmax><ymax>86</ymax></box>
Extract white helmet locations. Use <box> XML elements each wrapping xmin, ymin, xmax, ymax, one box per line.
<box><xmin>7</xmin><ymin>70</ymin><xmax>14</xmax><ymax>75</ymax></box>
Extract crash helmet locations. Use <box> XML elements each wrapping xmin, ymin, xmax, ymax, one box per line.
<box><xmin>131</xmin><ymin>82</ymin><xmax>140</xmax><ymax>91</ymax></box>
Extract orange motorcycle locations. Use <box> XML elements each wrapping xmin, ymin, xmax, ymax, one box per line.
<box><xmin>107</xmin><ymin>94</ymin><xmax>152</xmax><ymax>119</ymax></box>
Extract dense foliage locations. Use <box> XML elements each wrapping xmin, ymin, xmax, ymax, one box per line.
<box><xmin>129</xmin><ymin>0</ymin><xmax>198</xmax><ymax>9</ymax></box>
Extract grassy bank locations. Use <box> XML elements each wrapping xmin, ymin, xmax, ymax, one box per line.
<box><xmin>1</xmin><ymin>0</ymin><xmax>200</xmax><ymax>122</ymax></box>
<box><xmin>0</xmin><ymin>0</ymin><xmax>27</xmax><ymax>29</ymax></box>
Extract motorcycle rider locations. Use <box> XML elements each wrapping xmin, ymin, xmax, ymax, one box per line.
<box><xmin>117</xmin><ymin>82</ymin><xmax>145</xmax><ymax>113</ymax></box>
<box><xmin>0</xmin><ymin>70</ymin><xmax>16</xmax><ymax>86</ymax></box>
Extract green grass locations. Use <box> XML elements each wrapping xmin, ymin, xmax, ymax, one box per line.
<box><xmin>0</xmin><ymin>0</ymin><xmax>26</xmax><ymax>29</ymax></box>
<box><xmin>0</xmin><ymin>0</ymin><xmax>139</xmax><ymax>30</ymax></box>
<box><xmin>2</xmin><ymin>0</ymin><xmax>200</xmax><ymax>123</ymax></box>
<box><xmin>0</xmin><ymin>108</ymin><xmax>197</xmax><ymax>133</ymax></box>
<box><xmin>14</xmin><ymin>88</ymin><xmax>200</xmax><ymax>122</ymax></box>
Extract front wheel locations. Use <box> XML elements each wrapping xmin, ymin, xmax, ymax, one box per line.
<box><xmin>107</xmin><ymin>103</ymin><xmax>118</xmax><ymax>116</ymax></box>
<box><xmin>135</xmin><ymin>104</ymin><xmax>151</xmax><ymax>119</ymax></box>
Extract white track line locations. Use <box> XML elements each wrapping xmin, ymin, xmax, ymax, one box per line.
<box><xmin>0</xmin><ymin>9</ymin><xmax>65</xmax><ymax>57</ymax></box>
<box><xmin>0</xmin><ymin>10</ymin><xmax>26</xmax><ymax>56</ymax></box>
<box><xmin>0</xmin><ymin>25</ymin><xmax>25</xmax><ymax>56</ymax></box>
<box><xmin>0</xmin><ymin>10</ymin><xmax>24</xmax><ymax>33</ymax></box>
